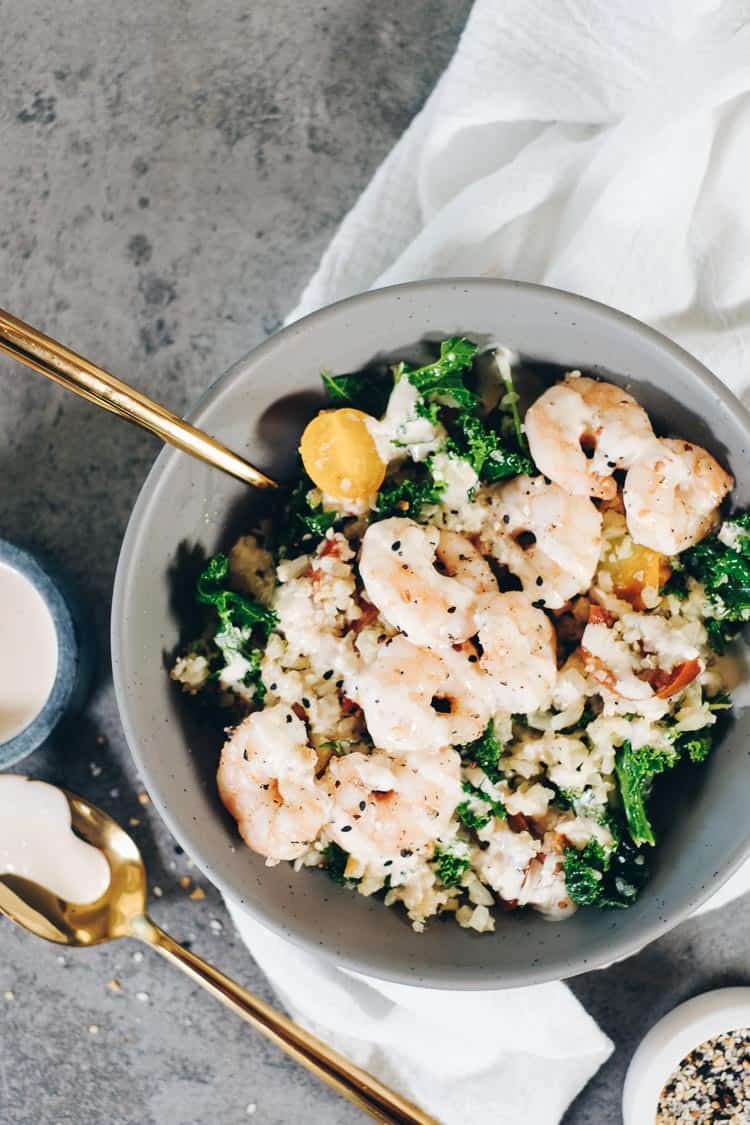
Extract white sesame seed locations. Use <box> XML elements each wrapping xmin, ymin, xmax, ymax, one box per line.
<box><xmin>136</xmin><ymin>992</ymin><xmax>150</xmax><ymax>1003</ymax></box>
<box><xmin>209</xmin><ymin>919</ymin><xmax>223</xmax><ymax>933</ymax></box>
<box><xmin>88</xmin><ymin>1024</ymin><xmax>99</xmax><ymax>1035</ymax></box>
<box><xmin>132</xmin><ymin>951</ymin><xmax>144</xmax><ymax>964</ymax></box>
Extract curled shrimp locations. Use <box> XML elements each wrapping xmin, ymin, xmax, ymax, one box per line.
<box><xmin>217</xmin><ymin>705</ymin><xmax>329</xmax><ymax>861</ymax></box>
<box><xmin>525</xmin><ymin>374</ymin><xmax>655</xmax><ymax>500</ymax></box>
<box><xmin>624</xmin><ymin>438</ymin><xmax>733</xmax><ymax>555</ymax></box>
<box><xmin>324</xmin><ymin>748</ymin><xmax>461</xmax><ymax>864</ymax></box>
<box><xmin>476</xmin><ymin>592</ymin><xmax>557</xmax><ymax>713</ymax></box>
<box><xmin>434</xmin><ymin>530</ymin><xmax>498</xmax><ymax>594</ymax></box>
<box><xmin>359</xmin><ymin>517</ymin><xmax>496</xmax><ymax>647</ymax></box>
<box><xmin>353</xmin><ymin>634</ymin><xmax>489</xmax><ymax>754</ymax></box>
<box><xmin>481</xmin><ymin>475</ymin><xmax>602</xmax><ymax>609</ymax></box>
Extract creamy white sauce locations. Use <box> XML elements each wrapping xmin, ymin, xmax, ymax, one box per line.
<box><xmin>0</xmin><ymin>563</ymin><xmax>59</xmax><ymax>742</ymax></box>
<box><xmin>366</xmin><ymin>378</ymin><xmax>445</xmax><ymax>464</ymax></box>
<box><xmin>0</xmin><ymin>776</ymin><xmax>110</xmax><ymax>903</ymax></box>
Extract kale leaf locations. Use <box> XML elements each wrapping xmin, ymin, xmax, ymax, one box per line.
<box><xmin>196</xmin><ymin>554</ymin><xmax>277</xmax><ymax>638</ymax></box>
<box><xmin>374</xmin><ymin>464</ymin><xmax>446</xmax><ymax>520</ymax></box>
<box><xmin>456</xmin><ymin>780</ymin><xmax>507</xmax><ymax>831</ymax></box>
<box><xmin>458</xmin><ymin>720</ymin><xmax>503</xmax><ymax>783</ymax></box>
<box><xmin>677</xmin><ymin>513</ymin><xmax>750</xmax><ymax>651</ymax></box>
<box><xmin>321</xmin><ymin>369</ymin><xmax>394</xmax><ymax>419</ymax></box>
<box><xmin>322</xmin><ymin>843</ymin><xmax>355</xmax><ymax>886</ymax></box>
<box><xmin>564</xmin><ymin>833</ymin><xmax>648</xmax><ymax>909</ymax></box>
<box><xmin>676</xmin><ymin>729</ymin><xmax>714</xmax><ymax>763</ymax></box>
<box><xmin>447</xmin><ymin>410</ymin><xmax>534</xmax><ymax>482</ymax></box>
<box><xmin>277</xmin><ymin>474</ymin><xmax>337</xmax><ymax>558</ymax></box>
<box><xmin>614</xmin><ymin>741</ymin><xmax>679</xmax><ymax>847</ymax></box>
<box><xmin>195</xmin><ymin>554</ymin><xmax>276</xmax><ymax>701</ymax></box>
<box><xmin>432</xmin><ymin>844</ymin><xmax>470</xmax><ymax>887</ymax></box>
<box><xmin>406</xmin><ymin>337</ymin><xmax>479</xmax><ymax>411</ymax></box>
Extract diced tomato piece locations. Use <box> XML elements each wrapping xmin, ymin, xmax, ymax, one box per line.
<box><xmin>653</xmin><ymin>658</ymin><xmax>701</xmax><ymax>699</ymax></box>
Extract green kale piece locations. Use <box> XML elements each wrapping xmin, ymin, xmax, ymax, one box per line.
<box><xmin>195</xmin><ymin>554</ymin><xmax>276</xmax><ymax>700</ymax></box>
<box><xmin>614</xmin><ymin>741</ymin><xmax>679</xmax><ymax>847</ymax></box>
<box><xmin>374</xmin><ymin>465</ymin><xmax>446</xmax><ymax>520</ymax></box>
<box><xmin>406</xmin><ymin>337</ymin><xmax>479</xmax><ymax>411</ymax></box>
<box><xmin>456</xmin><ymin>781</ymin><xmax>507</xmax><ymax>831</ymax></box>
<box><xmin>563</xmin><ymin>833</ymin><xmax>648</xmax><ymax>909</ymax></box>
<box><xmin>197</xmin><ymin>554</ymin><xmax>277</xmax><ymax>637</ymax></box>
<box><xmin>432</xmin><ymin>844</ymin><xmax>470</xmax><ymax>887</ymax></box>
<box><xmin>458</xmin><ymin>720</ymin><xmax>503</xmax><ymax>783</ymax></box>
<box><xmin>677</xmin><ymin>729</ymin><xmax>714</xmax><ymax>763</ymax></box>
<box><xmin>677</xmin><ymin>512</ymin><xmax>750</xmax><ymax>651</ymax></box>
<box><xmin>447</xmin><ymin>411</ymin><xmax>534</xmax><ymax>482</ymax></box>
<box><xmin>563</xmin><ymin>841</ymin><xmax>607</xmax><ymax>906</ymax></box>
<box><xmin>660</xmin><ymin>566</ymin><xmax>689</xmax><ymax>599</ymax></box>
<box><xmin>321</xmin><ymin>368</ymin><xmax>394</xmax><ymax>419</ymax></box>
<box><xmin>277</xmin><ymin>474</ymin><xmax>337</xmax><ymax>558</ymax></box>
<box><xmin>322</xmin><ymin>843</ymin><xmax>354</xmax><ymax>886</ymax></box>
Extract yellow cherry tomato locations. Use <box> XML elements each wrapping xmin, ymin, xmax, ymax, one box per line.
<box><xmin>608</xmin><ymin>543</ymin><xmax>671</xmax><ymax>610</ymax></box>
<box><xmin>299</xmin><ymin>408</ymin><xmax>386</xmax><ymax>502</ymax></box>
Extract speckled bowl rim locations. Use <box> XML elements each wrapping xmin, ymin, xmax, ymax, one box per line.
<box><xmin>112</xmin><ymin>278</ymin><xmax>750</xmax><ymax>989</ymax></box>
<box><xmin>0</xmin><ymin>538</ymin><xmax>77</xmax><ymax>768</ymax></box>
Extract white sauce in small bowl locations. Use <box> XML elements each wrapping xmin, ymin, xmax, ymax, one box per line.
<box><xmin>0</xmin><ymin>563</ymin><xmax>58</xmax><ymax>743</ymax></box>
<box><xmin>0</xmin><ymin>777</ymin><xmax>110</xmax><ymax>903</ymax></box>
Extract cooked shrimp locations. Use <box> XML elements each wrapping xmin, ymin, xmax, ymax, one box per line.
<box><xmin>434</xmin><ymin>530</ymin><xmax>498</xmax><ymax>594</ymax></box>
<box><xmin>359</xmin><ymin>517</ymin><xmax>495</xmax><ymax>646</ymax></box>
<box><xmin>353</xmin><ymin>635</ymin><xmax>489</xmax><ymax>754</ymax></box>
<box><xmin>324</xmin><ymin>748</ymin><xmax>461</xmax><ymax>863</ymax></box>
<box><xmin>217</xmin><ymin>705</ymin><xmax>329</xmax><ymax>861</ymax></box>
<box><xmin>624</xmin><ymin>438</ymin><xmax>733</xmax><ymax>555</ymax></box>
<box><xmin>525</xmin><ymin>374</ymin><xmax>655</xmax><ymax>499</ymax></box>
<box><xmin>476</xmin><ymin>592</ymin><xmax>557</xmax><ymax>713</ymax></box>
<box><xmin>481</xmin><ymin>475</ymin><xmax>602</xmax><ymax>610</ymax></box>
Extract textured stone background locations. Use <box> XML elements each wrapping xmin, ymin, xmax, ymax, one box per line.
<box><xmin>1</xmin><ymin>3</ymin><xmax>749</xmax><ymax>1123</ymax></box>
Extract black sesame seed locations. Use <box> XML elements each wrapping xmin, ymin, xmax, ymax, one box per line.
<box><xmin>323</xmin><ymin>670</ymin><xmax>334</xmax><ymax>680</ymax></box>
<box><xmin>359</xmin><ymin>800</ymin><xmax>366</xmax><ymax>811</ymax></box>
<box><xmin>341</xmin><ymin>825</ymin><xmax>352</xmax><ymax>833</ymax></box>
<box><xmin>391</xmin><ymin>540</ymin><xmax>401</xmax><ymax>551</ymax></box>
<box><xmin>302</xmin><ymin>697</ymin><xmax>311</xmax><ymax>708</ymax></box>
<box><xmin>400</xmin><ymin>849</ymin><xmax>413</xmax><ymax>857</ymax></box>
<box><xmin>536</xmin><ymin>576</ymin><xmax>544</xmax><ymax>586</ymax></box>
<box><xmin>285</xmin><ymin>714</ymin><xmax>292</xmax><ymax>723</ymax></box>
<box><xmin>447</xmin><ymin>606</ymin><xmax>457</xmax><ymax>614</ymax></box>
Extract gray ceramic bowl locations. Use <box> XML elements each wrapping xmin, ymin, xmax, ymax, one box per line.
<box><xmin>112</xmin><ymin>279</ymin><xmax>750</xmax><ymax>989</ymax></box>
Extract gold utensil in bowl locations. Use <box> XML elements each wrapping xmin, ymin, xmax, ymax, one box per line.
<box><xmin>0</xmin><ymin>788</ymin><xmax>436</xmax><ymax>1125</ymax></box>
<box><xmin>0</xmin><ymin>308</ymin><xmax>278</xmax><ymax>490</ymax></box>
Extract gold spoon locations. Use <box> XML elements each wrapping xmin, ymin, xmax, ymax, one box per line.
<box><xmin>0</xmin><ymin>789</ymin><xmax>437</xmax><ymax>1125</ymax></box>
<box><xmin>0</xmin><ymin>308</ymin><xmax>278</xmax><ymax>490</ymax></box>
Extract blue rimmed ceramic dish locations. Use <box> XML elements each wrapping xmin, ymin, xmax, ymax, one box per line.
<box><xmin>0</xmin><ymin>539</ymin><xmax>94</xmax><ymax>768</ymax></box>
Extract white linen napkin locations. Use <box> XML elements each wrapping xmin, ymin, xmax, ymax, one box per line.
<box><xmin>228</xmin><ymin>3</ymin><xmax>750</xmax><ymax>1120</ymax></box>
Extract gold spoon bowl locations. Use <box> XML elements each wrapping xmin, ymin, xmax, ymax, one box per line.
<box><xmin>0</xmin><ymin>789</ymin><xmax>436</xmax><ymax>1125</ymax></box>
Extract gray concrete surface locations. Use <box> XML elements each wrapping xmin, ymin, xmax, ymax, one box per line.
<box><xmin>1</xmin><ymin>3</ymin><xmax>749</xmax><ymax>1123</ymax></box>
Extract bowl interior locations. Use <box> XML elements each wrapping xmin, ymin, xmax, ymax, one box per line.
<box><xmin>112</xmin><ymin>279</ymin><xmax>750</xmax><ymax>989</ymax></box>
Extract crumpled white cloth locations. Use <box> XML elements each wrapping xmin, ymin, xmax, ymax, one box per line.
<box><xmin>228</xmin><ymin>3</ymin><xmax>750</xmax><ymax>1120</ymax></box>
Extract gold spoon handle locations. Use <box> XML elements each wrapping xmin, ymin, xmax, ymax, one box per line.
<box><xmin>133</xmin><ymin>916</ymin><xmax>437</xmax><ymax>1125</ymax></box>
<box><xmin>0</xmin><ymin>307</ymin><xmax>277</xmax><ymax>490</ymax></box>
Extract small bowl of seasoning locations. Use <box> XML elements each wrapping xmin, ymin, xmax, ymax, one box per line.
<box><xmin>0</xmin><ymin>538</ymin><xmax>93</xmax><ymax>768</ymax></box>
<box><xmin>623</xmin><ymin>987</ymin><xmax>750</xmax><ymax>1124</ymax></box>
